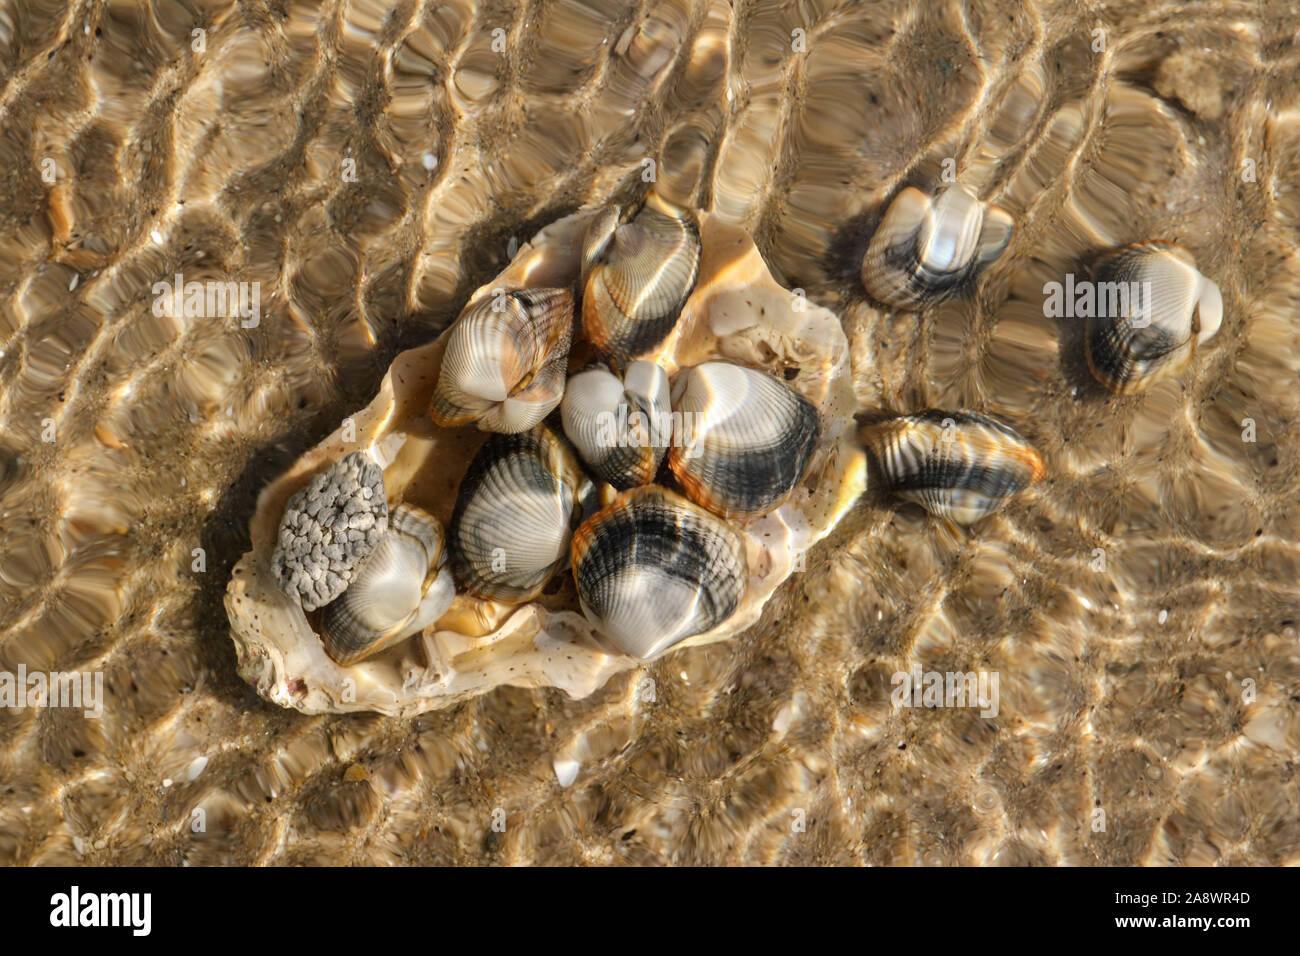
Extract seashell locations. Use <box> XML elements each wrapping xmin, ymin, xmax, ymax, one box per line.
<box><xmin>570</xmin><ymin>485</ymin><xmax>748</xmax><ymax>659</ymax></box>
<box><xmin>1083</xmin><ymin>241</ymin><xmax>1223</xmax><ymax>393</ymax></box>
<box><xmin>447</xmin><ymin>426</ymin><xmax>593</xmax><ymax>602</ymax></box>
<box><xmin>561</xmin><ymin>360</ymin><xmax>671</xmax><ymax>489</ymax></box>
<box><xmin>863</xmin><ymin>410</ymin><xmax>1045</xmax><ymax>525</ymax></box>
<box><xmin>319</xmin><ymin>505</ymin><xmax>455</xmax><ymax>665</ymax></box>
<box><xmin>581</xmin><ymin>191</ymin><xmax>701</xmax><ymax>364</ymax></box>
<box><xmin>270</xmin><ymin>451</ymin><xmax>389</xmax><ymax>612</ymax></box>
<box><xmin>667</xmin><ymin>361</ymin><xmax>820</xmax><ymax>518</ymax></box>
<box><xmin>861</xmin><ymin>183</ymin><xmax>1014</xmax><ymax>310</ymax></box>
<box><xmin>431</xmin><ymin>287</ymin><xmax>574</xmax><ymax>433</ymax></box>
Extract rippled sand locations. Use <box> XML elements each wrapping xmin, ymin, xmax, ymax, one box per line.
<box><xmin>1</xmin><ymin>0</ymin><xmax>1298</xmax><ymax>865</ymax></box>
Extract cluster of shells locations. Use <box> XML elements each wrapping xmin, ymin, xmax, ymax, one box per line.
<box><xmin>226</xmin><ymin>178</ymin><xmax>1224</xmax><ymax>717</ymax></box>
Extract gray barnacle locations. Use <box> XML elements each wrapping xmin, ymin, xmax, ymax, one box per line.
<box><xmin>270</xmin><ymin>451</ymin><xmax>389</xmax><ymax>611</ymax></box>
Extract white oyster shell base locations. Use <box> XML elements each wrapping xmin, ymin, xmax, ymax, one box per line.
<box><xmin>225</xmin><ymin>208</ymin><xmax>865</xmax><ymax>716</ymax></box>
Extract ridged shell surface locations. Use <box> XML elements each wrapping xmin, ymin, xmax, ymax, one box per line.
<box><xmin>570</xmin><ymin>486</ymin><xmax>747</xmax><ymax>659</ymax></box>
<box><xmin>861</xmin><ymin>184</ymin><xmax>1014</xmax><ymax>310</ymax></box>
<box><xmin>561</xmin><ymin>360</ymin><xmax>671</xmax><ymax>489</ymax></box>
<box><xmin>431</xmin><ymin>288</ymin><xmax>574</xmax><ymax>432</ymax></box>
<box><xmin>447</xmin><ymin>426</ymin><xmax>589</xmax><ymax>602</ymax></box>
<box><xmin>864</xmin><ymin>410</ymin><xmax>1045</xmax><ymax>525</ymax></box>
<box><xmin>1083</xmin><ymin>241</ymin><xmax>1223</xmax><ymax>394</ymax></box>
<box><xmin>668</xmin><ymin>361</ymin><xmax>821</xmax><ymax>518</ymax></box>
<box><xmin>581</xmin><ymin>192</ymin><xmax>700</xmax><ymax>364</ymax></box>
<box><xmin>319</xmin><ymin>505</ymin><xmax>453</xmax><ymax>665</ymax></box>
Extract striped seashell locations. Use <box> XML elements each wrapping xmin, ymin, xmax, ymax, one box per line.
<box><xmin>667</xmin><ymin>361</ymin><xmax>820</xmax><ymax>519</ymax></box>
<box><xmin>1084</xmin><ymin>241</ymin><xmax>1223</xmax><ymax>394</ymax></box>
<box><xmin>561</xmin><ymin>360</ymin><xmax>671</xmax><ymax>490</ymax></box>
<box><xmin>447</xmin><ymin>426</ymin><xmax>593</xmax><ymax>603</ymax></box>
<box><xmin>431</xmin><ymin>287</ymin><xmax>574</xmax><ymax>433</ymax></box>
<box><xmin>319</xmin><ymin>505</ymin><xmax>454</xmax><ymax>666</ymax></box>
<box><xmin>570</xmin><ymin>485</ymin><xmax>747</xmax><ymax>659</ymax></box>
<box><xmin>861</xmin><ymin>183</ymin><xmax>1014</xmax><ymax>310</ymax></box>
<box><xmin>581</xmin><ymin>191</ymin><xmax>700</xmax><ymax>364</ymax></box>
<box><xmin>863</xmin><ymin>410</ymin><xmax>1045</xmax><ymax>525</ymax></box>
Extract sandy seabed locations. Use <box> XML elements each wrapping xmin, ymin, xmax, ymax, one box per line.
<box><xmin>0</xmin><ymin>0</ymin><xmax>1298</xmax><ymax>865</ymax></box>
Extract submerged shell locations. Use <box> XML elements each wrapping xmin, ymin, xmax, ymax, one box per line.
<box><xmin>668</xmin><ymin>361</ymin><xmax>821</xmax><ymax>518</ymax></box>
<box><xmin>431</xmin><ymin>287</ymin><xmax>574</xmax><ymax>433</ymax></box>
<box><xmin>861</xmin><ymin>184</ymin><xmax>1014</xmax><ymax>310</ymax></box>
<box><xmin>581</xmin><ymin>192</ymin><xmax>700</xmax><ymax>364</ymax></box>
<box><xmin>270</xmin><ymin>451</ymin><xmax>389</xmax><ymax>611</ymax></box>
<box><xmin>448</xmin><ymin>426</ymin><xmax>593</xmax><ymax>602</ymax></box>
<box><xmin>863</xmin><ymin>410</ymin><xmax>1045</xmax><ymax>525</ymax></box>
<box><xmin>571</xmin><ymin>486</ymin><xmax>747</xmax><ymax>659</ymax></box>
<box><xmin>1084</xmin><ymin>241</ymin><xmax>1223</xmax><ymax>393</ymax></box>
<box><xmin>561</xmin><ymin>360</ymin><xmax>671</xmax><ymax>489</ymax></box>
<box><xmin>320</xmin><ymin>505</ymin><xmax>454</xmax><ymax>665</ymax></box>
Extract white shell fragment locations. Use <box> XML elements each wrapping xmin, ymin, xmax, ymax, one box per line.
<box><xmin>561</xmin><ymin>360</ymin><xmax>671</xmax><ymax>489</ymax></box>
<box><xmin>431</xmin><ymin>287</ymin><xmax>574</xmax><ymax>432</ymax></box>
<box><xmin>225</xmin><ymin>207</ymin><xmax>864</xmax><ymax>717</ymax></box>
<box><xmin>861</xmin><ymin>183</ymin><xmax>1014</xmax><ymax>310</ymax></box>
<box><xmin>1084</xmin><ymin>241</ymin><xmax>1223</xmax><ymax>393</ymax></box>
<box><xmin>270</xmin><ymin>451</ymin><xmax>389</xmax><ymax>612</ymax></box>
<box><xmin>668</xmin><ymin>360</ymin><xmax>821</xmax><ymax>518</ymax></box>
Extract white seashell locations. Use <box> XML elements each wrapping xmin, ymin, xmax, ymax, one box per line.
<box><xmin>862</xmin><ymin>410</ymin><xmax>1045</xmax><ymax>525</ymax></box>
<box><xmin>667</xmin><ymin>360</ymin><xmax>820</xmax><ymax>518</ymax></box>
<box><xmin>1084</xmin><ymin>241</ymin><xmax>1223</xmax><ymax>393</ymax></box>
<box><xmin>270</xmin><ymin>451</ymin><xmax>389</xmax><ymax>611</ymax></box>
<box><xmin>431</xmin><ymin>287</ymin><xmax>573</xmax><ymax>433</ymax></box>
<box><xmin>447</xmin><ymin>426</ymin><xmax>593</xmax><ymax>602</ymax></box>
<box><xmin>581</xmin><ymin>191</ymin><xmax>700</xmax><ymax>364</ymax></box>
<box><xmin>861</xmin><ymin>183</ymin><xmax>1014</xmax><ymax>310</ymax></box>
<box><xmin>561</xmin><ymin>360</ymin><xmax>671</xmax><ymax>489</ymax></box>
<box><xmin>570</xmin><ymin>485</ymin><xmax>747</xmax><ymax>659</ymax></box>
<box><xmin>320</xmin><ymin>505</ymin><xmax>454</xmax><ymax>665</ymax></box>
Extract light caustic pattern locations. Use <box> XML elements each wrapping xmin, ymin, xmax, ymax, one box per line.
<box><xmin>0</xmin><ymin>0</ymin><xmax>1298</xmax><ymax>865</ymax></box>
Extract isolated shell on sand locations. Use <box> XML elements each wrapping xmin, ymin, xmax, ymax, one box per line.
<box><xmin>668</xmin><ymin>360</ymin><xmax>821</xmax><ymax>519</ymax></box>
<box><xmin>1083</xmin><ymin>241</ymin><xmax>1223</xmax><ymax>393</ymax></box>
<box><xmin>224</xmin><ymin>207</ymin><xmax>863</xmax><ymax>717</ymax></box>
<box><xmin>862</xmin><ymin>410</ymin><xmax>1045</xmax><ymax>525</ymax></box>
<box><xmin>571</xmin><ymin>485</ymin><xmax>747</xmax><ymax>659</ymax></box>
<box><xmin>431</xmin><ymin>287</ymin><xmax>574</xmax><ymax>432</ymax></box>
<box><xmin>861</xmin><ymin>183</ymin><xmax>1014</xmax><ymax>310</ymax></box>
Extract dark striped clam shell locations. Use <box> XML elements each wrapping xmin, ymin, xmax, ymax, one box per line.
<box><xmin>581</xmin><ymin>191</ymin><xmax>700</xmax><ymax>364</ymax></box>
<box><xmin>861</xmin><ymin>184</ymin><xmax>1014</xmax><ymax>310</ymax></box>
<box><xmin>1084</xmin><ymin>241</ymin><xmax>1223</xmax><ymax>394</ymax></box>
<box><xmin>561</xmin><ymin>360</ymin><xmax>671</xmax><ymax>490</ymax></box>
<box><xmin>571</xmin><ymin>485</ymin><xmax>747</xmax><ymax>659</ymax></box>
<box><xmin>447</xmin><ymin>426</ymin><xmax>591</xmax><ymax>603</ymax></box>
<box><xmin>319</xmin><ymin>504</ymin><xmax>454</xmax><ymax>666</ymax></box>
<box><xmin>863</xmin><ymin>410</ymin><xmax>1045</xmax><ymax>525</ymax></box>
<box><xmin>667</xmin><ymin>361</ymin><xmax>820</xmax><ymax>519</ymax></box>
<box><xmin>431</xmin><ymin>287</ymin><xmax>574</xmax><ymax>433</ymax></box>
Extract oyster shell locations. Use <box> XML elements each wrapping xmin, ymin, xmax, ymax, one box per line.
<box><xmin>225</xmin><ymin>206</ymin><xmax>863</xmax><ymax>716</ymax></box>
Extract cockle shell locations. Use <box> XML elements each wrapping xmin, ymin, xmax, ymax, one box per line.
<box><xmin>571</xmin><ymin>486</ymin><xmax>747</xmax><ymax>659</ymax></box>
<box><xmin>225</xmin><ymin>207</ymin><xmax>863</xmax><ymax>717</ymax></box>
<box><xmin>581</xmin><ymin>191</ymin><xmax>701</xmax><ymax>364</ymax></box>
<box><xmin>270</xmin><ymin>451</ymin><xmax>389</xmax><ymax>612</ymax></box>
<box><xmin>447</xmin><ymin>426</ymin><xmax>592</xmax><ymax>603</ymax></box>
<box><xmin>320</xmin><ymin>505</ymin><xmax>455</xmax><ymax>666</ymax></box>
<box><xmin>431</xmin><ymin>287</ymin><xmax>574</xmax><ymax>432</ymax></box>
<box><xmin>667</xmin><ymin>360</ymin><xmax>821</xmax><ymax>519</ymax></box>
<box><xmin>561</xmin><ymin>360</ymin><xmax>671</xmax><ymax>489</ymax></box>
<box><xmin>861</xmin><ymin>183</ymin><xmax>1014</xmax><ymax>310</ymax></box>
<box><xmin>1084</xmin><ymin>241</ymin><xmax>1223</xmax><ymax>394</ymax></box>
<box><xmin>863</xmin><ymin>410</ymin><xmax>1045</xmax><ymax>525</ymax></box>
